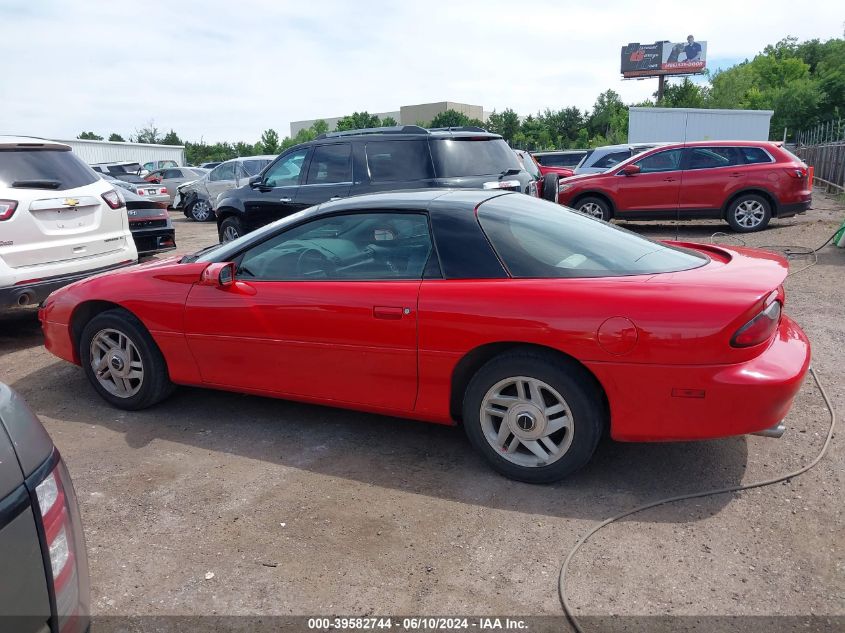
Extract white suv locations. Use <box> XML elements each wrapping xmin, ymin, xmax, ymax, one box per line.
<box><xmin>0</xmin><ymin>137</ymin><xmax>137</xmax><ymax>309</ymax></box>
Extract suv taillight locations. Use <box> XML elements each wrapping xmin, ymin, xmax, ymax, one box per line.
<box><xmin>731</xmin><ymin>301</ymin><xmax>781</xmax><ymax>347</ymax></box>
<box><xmin>33</xmin><ymin>459</ymin><xmax>89</xmax><ymax>633</ymax></box>
<box><xmin>786</xmin><ymin>167</ymin><xmax>807</xmax><ymax>179</ymax></box>
<box><xmin>0</xmin><ymin>199</ymin><xmax>18</xmax><ymax>221</ymax></box>
<box><xmin>101</xmin><ymin>189</ymin><xmax>125</xmax><ymax>209</ymax></box>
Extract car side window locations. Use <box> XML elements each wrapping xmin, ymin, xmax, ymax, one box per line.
<box><xmin>593</xmin><ymin>151</ymin><xmax>631</xmax><ymax>169</ymax></box>
<box><xmin>163</xmin><ymin>169</ymin><xmax>181</xmax><ymax>179</ymax></box>
<box><xmin>634</xmin><ymin>149</ymin><xmax>683</xmax><ymax>173</ymax></box>
<box><xmin>683</xmin><ymin>147</ymin><xmax>741</xmax><ymax>170</ymax></box>
<box><xmin>740</xmin><ymin>147</ymin><xmax>774</xmax><ymax>165</ymax></box>
<box><xmin>365</xmin><ymin>141</ymin><xmax>433</xmax><ymax>182</ymax></box>
<box><xmin>236</xmin><ymin>212</ymin><xmax>433</xmax><ymax>281</ymax></box>
<box><xmin>264</xmin><ymin>150</ymin><xmax>309</xmax><ymax>188</ymax></box>
<box><xmin>305</xmin><ymin>144</ymin><xmax>352</xmax><ymax>185</ymax></box>
<box><xmin>209</xmin><ymin>163</ymin><xmax>235</xmax><ymax>181</ymax></box>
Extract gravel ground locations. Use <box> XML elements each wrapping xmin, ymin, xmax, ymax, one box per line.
<box><xmin>0</xmin><ymin>192</ymin><xmax>842</xmax><ymax>629</ymax></box>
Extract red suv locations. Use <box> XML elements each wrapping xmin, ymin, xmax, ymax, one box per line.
<box><xmin>557</xmin><ymin>141</ymin><xmax>811</xmax><ymax>232</ymax></box>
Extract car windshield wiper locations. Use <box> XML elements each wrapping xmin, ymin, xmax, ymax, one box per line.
<box><xmin>180</xmin><ymin>243</ymin><xmax>222</xmax><ymax>263</ymax></box>
<box><xmin>12</xmin><ymin>179</ymin><xmax>61</xmax><ymax>189</ymax></box>
<box><xmin>499</xmin><ymin>168</ymin><xmax>521</xmax><ymax>178</ymax></box>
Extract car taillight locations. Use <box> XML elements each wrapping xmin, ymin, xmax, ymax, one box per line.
<box><xmin>786</xmin><ymin>167</ymin><xmax>807</xmax><ymax>179</ymax></box>
<box><xmin>101</xmin><ymin>189</ymin><xmax>125</xmax><ymax>209</ymax></box>
<box><xmin>731</xmin><ymin>301</ymin><xmax>781</xmax><ymax>347</ymax></box>
<box><xmin>0</xmin><ymin>199</ymin><xmax>18</xmax><ymax>220</ymax></box>
<box><xmin>33</xmin><ymin>459</ymin><xmax>89</xmax><ymax>633</ymax></box>
<box><xmin>135</xmin><ymin>188</ymin><xmax>146</xmax><ymax>195</ymax></box>
<box><xmin>160</xmin><ymin>187</ymin><xmax>168</xmax><ymax>194</ymax></box>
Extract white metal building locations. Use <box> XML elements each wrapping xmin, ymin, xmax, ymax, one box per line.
<box><xmin>628</xmin><ymin>107</ymin><xmax>774</xmax><ymax>143</ymax></box>
<box><xmin>50</xmin><ymin>138</ymin><xmax>185</xmax><ymax>166</ymax></box>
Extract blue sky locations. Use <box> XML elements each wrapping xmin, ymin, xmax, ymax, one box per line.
<box><xmin>0</xmin><ymin>0</ymin><xmax>842</xmax><ymax>143</ymax></box>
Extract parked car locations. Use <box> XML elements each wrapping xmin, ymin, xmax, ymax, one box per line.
<box><xmin>90</xmin><ymin>161</ymin><xmax>145</xmax><ymax>181</ymax></box>
<box><xmin>140</xmin><ymin>159</ymin><xmax>178</xmax><ymax>176</ymax></box>
<box><xmin>532</xmin><ymin>150</ymin><xmax>588</xmax><ymax>178</ymax></box>
<box><xmin>513</xmin><ymin>149</ymin><xmax>558</xmax><ymax>202</ymax></box>
<box><xmin>557</xmin><ymin>141</ymin><xmax>812</xmax><ymax>232</ymax></box>
<box><xmin>179</xmin><ymin>156</ymin><xmax>276</xmax><ymax>223</ymax></box>
<box><xmin>0</xmin><ymin>136</ymin><xmax>137</xmax><ymax>310</ymax></box>
<box><xmin>200</xmin><ymin>161</ymin><xmax>222</xmax><ymax>169</ymax></box>
<box><xmin>116</xmin><ymin>184</ymin><xmax>176</xmax><ymax>257</ymax></box>
<box><xmin>102</xmin><ymin>173</ymin><xmax>169</xmax><ymax>206</ymax></box>
<box><xmin>144</xmin><ymin>167</ymin><xmax>208</xmax><ymax>205</ymax></box>
<box><xmin>0</xmin><ymin>382</ymin><xmax>90</xmax><ymax>633</ymax></box>
<box><xmin>573</xmin><ymin>143</ymin><xmax>661</xmax><ymax>175</ymax></box>
<box><xmin>215</xmin><ymin>126</ymin><xmax>533</xmax><ymax>241</ymax></box>
<box><xmin>40</xmin><ymin>190</ymin><xmax>809</xmax><ymax>483</ymax></box>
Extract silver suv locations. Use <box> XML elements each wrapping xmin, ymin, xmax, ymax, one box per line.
<box><xmin>573</xmin><ymin>143</ymin><xmax>663</xmax><ymax>175</ymax></box>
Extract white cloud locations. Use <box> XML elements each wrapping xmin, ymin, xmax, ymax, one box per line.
<box><xmin>0</xmin><ymin>0</ymin><xmax>841</xmax><ymax>143</ymax></box>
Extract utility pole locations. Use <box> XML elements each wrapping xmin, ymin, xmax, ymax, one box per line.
<box><xmin>657</xmin><ymin>75</ymin><xmax>666</xmax><ymax>103</ymax></box>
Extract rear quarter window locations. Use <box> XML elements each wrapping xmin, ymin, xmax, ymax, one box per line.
<box><xmin>365</xmin><ymin>140</ymin><xmax>433</xmax><ymax>182</ymax></box>
<box><xmin>477</xmin><ymin>194</ymin><xmax>707</xmax><ymax>278</ymax></box>
<box><xmin>0</xmin><ymin>149</ymin><xmax>99</xmax><ymax>191</ymax></box>
<box><xmin>430</xmin><ymin>138</ymin><xmax>521</xmax><ymax>177</ymax></box>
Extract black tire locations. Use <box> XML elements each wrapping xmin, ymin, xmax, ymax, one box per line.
<box><xmin>79</xmin><ymin>309</ymin><xmax>175</xmax><ymax>410</ymax></box>
<box><xmin>219</xmin><ymin>216</ymin><xmax>244</xmax><ymax>242</ymax></box>
<box><xmin>575</xmin><ymin>196</ymin><xmax>611</xmax><ymax>221</ymax></box>
<box><xmin>725</xmin><ymin>193</ymin><xmax>771</xmax><ymax>232</ymax></box>
<box><xmin>188</xmin><ymin>198</ymin><xmax>214</xmax><ymax>222</ymax></box>
<box><xmin>462</xmin><ymin>351</ymin><xmax>605</xmax><ymax>484</ymax></box>
<box><xmin>542</xmin><ymin>173</ymin><xmax>560</xmax><ymax>202</ymax></box>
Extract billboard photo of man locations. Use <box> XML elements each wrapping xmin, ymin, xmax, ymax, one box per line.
<box><xmin>684</xmin><ymin>35</ymin><xmax>702</xmax><ymax>61</ymax></box>
<box><xmin>661</xmin><ymin>37</ymin><xmax>706</xmax><ymax>71</ymax></box>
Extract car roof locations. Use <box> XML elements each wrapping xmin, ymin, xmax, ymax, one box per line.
<box><xmin>532</xmin><ymin>149</ymin><xmax>587</xmax><ymax>155</ymax></box>
<box><xmin>316</xmin><ymin>188</ymin><xmax>502</xmax><ymax>213</ymax></box>
<box><xmin>221</xmin><ymin>155</ymin><xmax>277</xmax><ymax>164</ymax></box>
<box><xmin>0</xmin><ymin>135</ymin><xmax>70</xmax><ymax>150</ymax></box>
<box><xmin>314</xmin><ymin>125</ymin><xmax>502</xmax><ymax>142</ymax></box>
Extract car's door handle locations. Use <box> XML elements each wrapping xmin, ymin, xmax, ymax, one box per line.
<box><xmin>373</xmin><ymin>306</ymin><xmax>407</xmax><ymax>320</ymax></box>
<box><xmin>663</xmin><ymin>177</ymin><xmax>678</xmax><ymax>182</ymax></box>
<box><xmin>279</xmin><ymin>197</ymin><xmax>292</xmax><ymax>203</ymax></box>
<box><xmin>728</xmin><ymin>172</ymin><xmax>744</xmax><ymax>178</ymax></box>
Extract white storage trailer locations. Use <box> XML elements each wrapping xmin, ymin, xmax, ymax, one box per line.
<box><xmin>628</xmin><ymin>107</ymin><xmax>774</xmax><ymax>143</ymax></box>
<box><xmin>50</xmin><ymin>138</ymin><xmax>185</xmax><ymax>166</ymax></box>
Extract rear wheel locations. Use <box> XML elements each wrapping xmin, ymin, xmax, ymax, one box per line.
<box><xmin>219</xmin><ymin>216</ymin><xmax>244</xmax><ymax>242</ymax></box>
<box><xmin>462</xmin><ymin>352</ymin><xmax>604</xmax><ymax>483</ymax></box>
<box><xmin>542</xmin><ymin>173</ymin><xmax>560</xmax><ymax>202</ymax></box>
<box><xmin>575</xmin><ymin>196</ymin><xmax>610</xmax><ymax>221</ymax></box>
<box><xmin>189</xmin><ymin>198</ymin><xmax>214</xmax><ymax>222</ymax></box>
<box><xmin>79</xmin><ymin>309</ymin><xmax>174</xmax><ymax>410</ymax></box>
<box><xmin>726</xmin><ymin>194</ymin><xmax>771</xmax><ymax>232</ymax></box>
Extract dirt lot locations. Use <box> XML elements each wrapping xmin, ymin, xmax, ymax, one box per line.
<box><xmin>1</xmin><ymin>193</ymin><xmax>843</xmax><ymax>628</ymax></box>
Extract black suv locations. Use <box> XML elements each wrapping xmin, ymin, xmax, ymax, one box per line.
<box><xmin>215</xmin><ymin>126</ymin><xmax>534</xmax><ymax>241</ymax></box>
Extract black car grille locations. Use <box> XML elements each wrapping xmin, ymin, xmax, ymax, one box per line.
<box><xmin>130</xmin><ymin>219</ymin><xmax>168</xmax><ymax>229</ymax></box>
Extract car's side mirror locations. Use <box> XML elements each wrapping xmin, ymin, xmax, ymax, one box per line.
<box><xmin>621</xmin><ymin>164</ymin><xmax>641</xmax><ymax>176</ymax></box>
<box><xmin>199</xmin><ymin>262</ymin><xmax>236</xmax><ymax>287</ymax></box>
<box><xmin>248</xmin><ymin>175</ymin><xmax>262</xmax><ymax>188</ymax></box>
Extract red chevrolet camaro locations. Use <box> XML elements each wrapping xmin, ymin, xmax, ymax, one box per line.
<box><xmin>40</xmin><ymin>190</ymin><xmax>811</xmax><ymax>483</ymax></box>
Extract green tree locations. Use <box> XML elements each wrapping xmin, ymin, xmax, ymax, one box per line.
<box><xmin>133</xmin><ymin>121</ymin><xmax>162</xmax><ymax>144</ymax></box>
<box><xmin>77</xmin><ymin>131</ymin><xmax>102</xmax><ymax>140</ymax></box>
<box><xmin>380</xmin><ymin>116</ymin><xmax>398</xmax><ymax>127</ymax></box>
<box><xmin>659</xmin><ymin>78</ymin><xmax>707</xmax><ymax>107</ymax></box>
<box><xmin>256</xmin><ymin>128</ymin><xmax>280</xmax><ymax>154</ymax></box>
<box><xmin>587</xmin><ymin>90</ymin><xmax>626</xmax><ymax>138</ymax></box>
<box><xmin>486</xmin><ymin>108</ymin><xmax>520</xmax><ymax>143</ymax></box>
<box><xmin>335</xmin><ymin>111</ymin><xmax>381</xmax><ymax>131</ymax></box>
<box><xmin>429</xmin><ymin>109</ymin><xmax>472</xmax><ymax>128</ymax></box>
<box><xmin>312</xmin><ymin>119</ymin><xmax>329</xmax><ymax>135</ymax></box>
<box><xmin>162</xmin><ymin>129</ymin><xmax>182</xmax><ymax>145</ymax></box>
<box><xmin>108</xmin><ymin>133</ymin><xmax>125</xmax><ymax>142</ymax></box>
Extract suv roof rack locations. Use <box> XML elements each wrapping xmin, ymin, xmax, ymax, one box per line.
<box><xmin>427</xmin><ymin>126</ymin><xmax>488</xmax><ymax>133</ymax></box>
<box><xmin>317</xmin><ymin>125</ymin><xmax>428</xmax><ymax>139</ymax></box>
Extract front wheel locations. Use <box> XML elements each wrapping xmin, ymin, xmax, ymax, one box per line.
<box><xmin>575</xmin><ymin>196</ymin><xmax>611</xmax><ymax>221</ymax></box>
<box><xmin>219</xmin><ymin>216</ymin><xmax>244</xmax><ymax>242</ymax></box>
<box><xmin>542</xmin><ymin>173</ymin><xmax>560</xmax><ymax>202</ymax></box>
<box><xmin>462</xmin><ymin>352</ymin><xmax>604</xmax><ymax>483</ymax></box>
<box><xmin>726</xmin><ymin>194</ymin><xmax>771</xmax><ymax>232</ymax></box>
<box><xmin>79</xmin><ymin>309</ymin><xmax>174</xmax><ymax>410</ymax></box>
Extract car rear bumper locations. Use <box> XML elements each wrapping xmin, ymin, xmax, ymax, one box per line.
<box><xmin>587</xmin><ymin>315</ymin><xmax>811</xmax><ymax>441</ymax></box>
<box><xmin>0</xmin><ymin>260</ymin><xmax>136</xmax><ymax>309</ymax></box>
<box><xmin>130</xmin><ymin>226</ymin><xmax>176</xmax><ymax>256</ymax></box>
<box><xmin>778</xmin><ymin>199</ymin><xmax>812</xmax><ymax>217</ymax></box>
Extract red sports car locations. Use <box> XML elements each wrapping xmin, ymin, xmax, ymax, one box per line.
<box><xmin>40</xmin><ymin>190</ymin><xmax>810</xmax><ymax>483</ymax></box>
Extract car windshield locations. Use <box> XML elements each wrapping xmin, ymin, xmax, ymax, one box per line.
<box><xmin>0</xmin><ymin>149</ymin><xmax>99</xmax><ymax>190</ymax></box>
<box><xmin>431</xmin><ymin>138</ymin><xmax>521</xmax><ymax>177</ymax></box>
<box><xmin>477</xmin><ymin>194</ymin><xmax>707</xmax><ymax>278</ymax></box>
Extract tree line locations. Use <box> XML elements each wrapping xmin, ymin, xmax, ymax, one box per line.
<box><xmin>77</xmin><ymin>34</ymin><xmax>843</xmax><ymax>164</ymax></box>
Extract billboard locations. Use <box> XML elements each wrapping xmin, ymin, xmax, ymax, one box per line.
<box><xmin>621</xmin><ymin>38</ymin><xmax>707</xmax><ymax>77</ymax></box>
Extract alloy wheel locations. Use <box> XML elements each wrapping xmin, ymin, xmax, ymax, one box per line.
<box><xmin>479</xmin><ymin>376</ymin><xmax>574</xmax><ymax>467</ymax></box>
<box><xmin>734</xmin><ymin>200</ymin><xmax>766</xmax><ymax>229</ymax></box>
<box><xmin>578</xmin><ymin>202</ymin><xmax>604</xmax><ymax>219</ymax></box>
<box><xmin>192</xmin><ymin>200</ymin><xmax>211</xmax><ymax>222</ymax></box>
<box><xmin>222</xmin><ymin>225</ymin><xmax>240</xmax><ymax>242</ymax></box>
<box><xmin>89</xmin><ymin>328</ymin><xmax>144</xmax><ymax>398</ymax></box>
